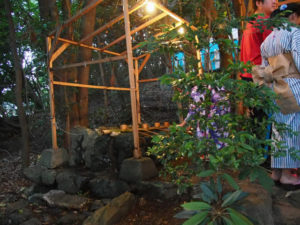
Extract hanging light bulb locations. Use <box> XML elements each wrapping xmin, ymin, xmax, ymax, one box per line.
<box><xmin>145</xmin><ymin>1</ymin><xmax>156</xmax><ymax>14</ymax></box>
<box><xmin>178</xmin><ymin>27</ymin><xmax>185</xmax><ymax>35</ymax></box>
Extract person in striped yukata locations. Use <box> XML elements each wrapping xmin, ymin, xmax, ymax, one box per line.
<box><xmin>259</xmin><ymin>3</ymin><xmax>300</xmax><ymax>187</ymax></box>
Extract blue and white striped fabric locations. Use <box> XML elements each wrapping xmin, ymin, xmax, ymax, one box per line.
<box><xmin>261</xmin><ymin>25</ymin><xmax>300</xmax><ymax>168</ymax></box>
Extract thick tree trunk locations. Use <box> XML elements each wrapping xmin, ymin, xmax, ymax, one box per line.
<box><xmin>78</xmin><ymin>0</ymin><xmax>96</xmax><ymax>127</ymax></box>
<box><xmin>4</xmin><ymin>0</ymin><xmax>30</xmax><ymax>168</ymax></box>
<box><xmin>38</xmin><ymin>0</ymin><xmax>59</xmax><ymax>24</ymax></box>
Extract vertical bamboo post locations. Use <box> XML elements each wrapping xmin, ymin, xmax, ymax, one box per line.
<box><xmin>135</xmin><ymin>59</ymin><xmax>141</xmax><ymax>124</ymax></box>
<box><xmin>123</xmin><ymin>0</ymin><xmax>141</xmax><ymax>158</ymax></box>
<box><xmin>47</xmin><ymin>37</ymin><xmax>58</xmax><ymax>150</ymax></box>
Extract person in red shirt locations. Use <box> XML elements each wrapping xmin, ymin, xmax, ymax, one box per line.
<box><xmin>240</xmin><ymin>0</ymin><xmax>278</xmax><ymax>80</ymax></box>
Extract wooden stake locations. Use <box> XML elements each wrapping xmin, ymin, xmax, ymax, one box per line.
<box><xmin>123</xmin><ymin>0</ymin><xmax>141</xmax><ymax>158</ymax></box>
<box><xmin>47</xmin><ymin>37</ymin><xmax>58</xmax><ymax>150</ymax></box>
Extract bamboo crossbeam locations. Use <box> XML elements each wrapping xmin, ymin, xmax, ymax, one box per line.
<box><xmin>49</xmin><ymin>36</ymin><xmax>120</xmax><ymax>56</ymax></box>
<box><xmin>101</xmin><ymin>12</ymin><xmax>168</xmax><ymax>51</ymax></box>
<box><xmin>154</xmin><ymin>2</ymin><xmax>197</xmax><ymax>31</ymax></box>
<box><xmin>139</xmin><ymin>78</ymin><xmax>158</xmax><ymax>83</ymax></box>
<box><xmin>50</xmin><ymin>43</ymin><xmax>70</xmax><ymax>63</ymax></box>
<box><xmin>138</xmin><ymin>54</ymin><xmax>150</xmax><ymax>74</ymax></box>
<box><xmin>135</xmin><ymin>54</ymin><xmax>148</xmax><ymax>60</ymax></box>
<box><xmin>52</xmin><ymin>55</ymin><xmax>127</xmax><ymax>70</ymax></box>
<box><xmin>53</xmin><ymin>81</ymin><xmax>130</xmax><ymax>91</ymax></box>
<box><xmin>49</xmin><ymin>0</ymin><xmax>104</xmax><ymax>36</ymax></box>
<box><xmin>278</xmin><ymin>0</ymin><xmax>300</xmax><ymax>5</ymax></box>
<box><xmin>120</xmin><ymin>22</ymin><xmax>182</xmax><ymax>56</ymax></box>
<box><xmin>80</xmin><ymin>0</ymin><xmax>146</xmax><ymax>44</ymax></box>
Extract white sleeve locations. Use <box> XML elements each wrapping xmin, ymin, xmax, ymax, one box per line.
<box><xmin>291</xmin><ymin>28</ymin><xmax>300</xmax><ymax>72</ymax></box>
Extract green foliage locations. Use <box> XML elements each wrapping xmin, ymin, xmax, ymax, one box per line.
<box><xmin>181</xmin><ymin>176</ymin><xmax>253</xmax><ymax>225</ymax></box>
<box><xmin>145</xmin><ymin>1</ymin><xmax>297</xmax><ymax>224</ymax></box>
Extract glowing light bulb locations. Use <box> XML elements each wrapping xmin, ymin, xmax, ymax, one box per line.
<box><xmin>146</xmin><ymin>2</ymin><xmax>156</xmax><ymax>14</ymax></box>
<box><xmin>178</xmin><ymin>27</ymin><xmax>185</xmax><ymax>35</ymax></box>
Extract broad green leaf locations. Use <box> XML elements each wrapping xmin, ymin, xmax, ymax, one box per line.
<box><xmin>200</xmin><ymin>183</ymin><xmax>218</xmax><ymax>201</ymax></box>
<box><xmin>183</xmin><ymin>211</ymin><xmax>209</xmax><ymax>225</ymax></box>
<box><xmin>227</xmin><ymin>208</ymin><xmax>254</xmax><ymax>225</ymax></box>
<box><xmin>222</xmin><ymin>173</ymin><xmax>240</xmax><ymax>190</ymax></box>
<box><xmin>182</xmin><ymin>202</ymin><xmax>212</xmax><ymax>211</ymax></box>
<box><xmin>221</xmin><ymin>190</ymin><xmax>248</xmax><ymax>207</ymax></box>
<box><xmin>198</xmin><ymin>170</ymin><xmax>216</xmax><ymax>178</ymax></box>
<box><xmin>222</xmin><ymin>216</ymin><xmax>235</xmax><ymax>225</ymax></box>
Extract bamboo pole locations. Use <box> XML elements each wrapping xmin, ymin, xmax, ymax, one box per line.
<box><xmin>51</xmin><ymin>43</ymin><xmax>70</xmax><ymax>63</ymax></box>
<box><xmin>278</xmin><ymin>0</ymin><xmax>300</xmax><ymax>5</ymax></box>
<box><xmin>49</xmin><ymin>0</ymin><xmax>104</xmax><ymax>36</ymax></box>
<box><xmin>47</xmin><ymin>37</ymin><xmax>58</xmax><ymax>150</ymax></box>
<box><xmin>52</xmin><ymin>55</ymin><xmax>127</xmax><ymax>70</ymax></box>
<box><xmin>80</xmin><ymin>0</ymin><xmax>147</xmax><ymax>44</ymax></box>
<box><xmin>53</xmin><ymin>81</ymin><xmax>130</xmax><ymax>91</ymax></box>
<box><xmin>123</xmin><ymin>0</ymin><xmax>141</xmax><ymax>158</ymax></box>
<box><xmin>135</xmin><ymin>59</ymin><xmax>141</xmax><ymax>124</ymax></box>
<box><xmin>139</xmin><ymin>78</ymin><xmax>158</xmax><ymax>83</ymax></box>
<box><xmin>153</xmin><ymin>2</ymin><xmax>197</xmax><ymax>31</ymax></box>
<box><xmin>49</xmin><ymin>36</ymin><xmax>120</xmax><ymax>56</ymax></box>
<box><xmin>101</xmin><ymin>12</ymin><xmax>168</xmax><ymax>51</ymax></box>
<box><xmin>138</xmin><ymin>54</ymin><xmax>151</xmax><ymax>74</ymax></box>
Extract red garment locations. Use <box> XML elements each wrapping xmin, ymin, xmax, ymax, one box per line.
<box><xmin>240</xmin><ymin>15</ymin><xmax>272</xmax><ymax>78</ymax></box>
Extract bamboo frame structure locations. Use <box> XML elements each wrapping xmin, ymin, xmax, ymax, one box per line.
<box><xmin>47</xmin><ymin>0</ymin><xmax>202</xmax><ymax>157</ymax></box>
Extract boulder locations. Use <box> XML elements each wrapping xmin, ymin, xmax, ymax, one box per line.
<box><xmin>89</xmin><ymin>176</ymin><xmax>130</xmax><ymax>198</ymax></box>
<box><xmin>56</xmin><ymin>170</ymin><xmax>89</xmax><ymax>194</ymax></box>
<box><xmin>38</xmin><ymin>148</ymin><xmax>69</xmax><ymax>169</ymax></box>
<box><xmin>83</xmin><ymin>192</ymin><xmax>136</xmax><ymax>225</ymax></box>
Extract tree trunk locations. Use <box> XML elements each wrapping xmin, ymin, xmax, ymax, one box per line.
<box><xmin>4</xmin><ymin>0</ymin><xmax>30</xmax><ymax>168</ymax></box>
<box><xmin>38</xmin><ymin>0</ymin><xmax>59</xmax><ymax>24</ymax></box>
<box><xmin>78</xmin><ymin>0</ymin><xmax>96</xmax><ymax>127</ymax></box>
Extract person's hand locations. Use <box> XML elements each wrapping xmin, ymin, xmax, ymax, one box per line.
<box><xmin>177</xmin><ymin>120</ymin><xmax>187</xmax><ymax>127</ymax></box>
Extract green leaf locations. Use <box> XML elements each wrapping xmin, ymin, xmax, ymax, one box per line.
<box><xmin>200</xmin><ymin>183</ymin><xmax>218</xmax><ymax>201</ymax></box>
<box><xmin>198</xmin><ymin>170</ymin><xmax>216</xmax><ymax>178</ymax></box>
<box><xmin>222</xmin><ymin>216</ymin><xmax>235</xmax><ymax>225</ymax></box>
<box><xmin>183</xmin><ymin>211</ymin><xmax>209</xmax><ymax>225</ymax></box>
<box><xmin>227</xmin><ymin>208</ymin><xmax>253</xmax><ymax>225</ymax></box>
<box><xmin>222</xmin><ymin>173</ymin><xmax>240</xmax><ymax>190</ymax></box>
<box><xmin>240</xmin><ymin>143</ymin><xmax>254</xmax><ymax>151</ymax></box>
<box><xmin>221</xmin><ymin>190</ymin><xmax>248</xmax><ymax>207</ymax></box>
<box><xmin>182</xmin><ymin>202</ymin><xmax>212</xmax><ymax>211</ymax></box>
<box><xmin>216</xmin><ymin>176</ymin><xmax>222</xmax><ymax>194</ymax></box>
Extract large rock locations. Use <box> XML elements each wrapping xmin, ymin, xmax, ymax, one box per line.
<box><xmin>38</xmin><ymin>148</ymin><xmax>69</xmax><ymax>169</ymax></box>
<box><xmin>83</xmin><ymin>192</ymin><xmax>136</xmax><ymax>225</ymax></box>
<box><xmin>119</xmin><ymin>157</ymin><xmax>158</xmax><ymax>182</ymax></box>
<box><xmin>134</xmin><ymin>181</ymin><xmax>178</xmax><ymax>199</ymax></box>
<box><xmin>41</xmin><ymin>168</ymin><xmax>57</xmax><ymax>186</ymax></box>
<box><xmin>240</xmin><ymin>182</ymin><xmax>274</xmax><ymax>225</ymax></box>
<box><xmin>42</xmin><ymin>190</ymin><xmax>90</xmax><ymax>209</ymax></box>
<box><xmin>23</xmin><ymin>165</ymin><xmax>43</xmax><ymax>184</ymax></box>
<box><xmin>112</xmin><ymin>133</ymin><xmax>134</xmax><ymax>169</ymax></box>
<box><xmin>89</xmin><ymin>176</ymin><xmax>130</xmax><ymax>198</ymax></box>
<box><xmin>56</xmin><ymin>170</ymin><xmax>89</xmax><ymax>194</ymax></box>
<box><xmin>69</xmin><ymin>127</ymin><xmax>111</xmax><ymax>171</ymax></box>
